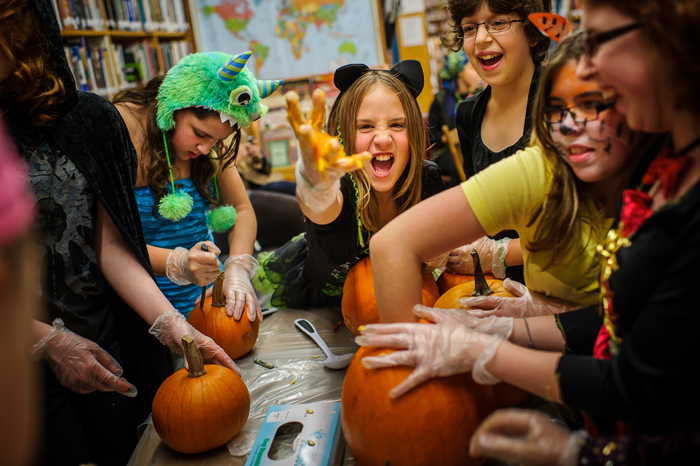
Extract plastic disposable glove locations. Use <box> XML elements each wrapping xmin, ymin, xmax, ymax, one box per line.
<box><xmin>446</xmin><ymin>237</ymin><xmax>510</xmax><ymax>279</ymax></box>
<box><xmin>165</xmin><ymin>241</ymin><xmax>221</xmax><ymax>286</ymax></box>
<box><xmin>355</xmin><ymin>306</ymin><xmax>504</xmax><ymax>398</ymax></box>
<box><xmin>470</xmin><ymin>408</ymin><xmax>586</xmax><ymax>466</ymax></box>
<box><xmin>149</xmin><ymin>310</ymin><xmax>239</xmax><ymax>373</ymax></box>
<box><xmin>31</xmin><ymin>319</ymin><xmax>137</xmax><ymax>397</ymax></box>
<box><xmin>461</xmin><ymin>278</ymin><xmax>578</xmax><ymax>318</ymax></box>
<box><xmin>223</xmin><ymin>254</ymin><xmax>261</xmax><ymax>322</ymax></box>
<box><xmin>286</xmin><ymin>89</ymin><xmax>371</xmax><ymax>213</ymax></box>
<box><xmin>424</xmin><ymin>250</ymin><xmax>450</xmax><ymax>272</ymax></box>
<box><xmin>414</xmin><ymin>304</ymin><xmax>513</xmax><ymax>340</ymax></box>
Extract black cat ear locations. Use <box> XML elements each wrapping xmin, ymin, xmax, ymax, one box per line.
<box><xmin>334</xmin><ymin>63</ymin><xmax>371</xmax><ymax>94</ymax></box>
<box><xmin>390</xmin><ymin>60</ymin><xmax>424</xmax><ymax>98</ymax></box>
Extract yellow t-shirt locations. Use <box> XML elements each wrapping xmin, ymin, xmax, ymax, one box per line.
<box><xmin>461</xmin><ymin>146</ymin><xmax>612</xmax><ymax>306</ymax></box>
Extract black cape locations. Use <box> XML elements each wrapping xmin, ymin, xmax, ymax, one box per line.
<box><xmin>6</xmin><ymin>0</ymin><xmax>171</xmax><ymax>429</ymax></box>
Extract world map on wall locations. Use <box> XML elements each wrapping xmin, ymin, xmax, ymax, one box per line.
<box><xmin>194</xmin><ymin>0</ymin><xmax>382</xmax><ymax>80</ymax></box>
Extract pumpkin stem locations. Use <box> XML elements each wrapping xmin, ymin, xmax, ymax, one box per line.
<box><xmin>182</xmin><ymin>335</ymin><xmax>207</xmax><ymax>378</ymax></box>
<box><xmin>471</xmin><ymin>249</ymin><xmax>494</xmax><ymax>296</ymax></box>
<box><xmin>212</xmin><ymin>272</ymin><xmax>226</xmax><ymax>307</ymax></box>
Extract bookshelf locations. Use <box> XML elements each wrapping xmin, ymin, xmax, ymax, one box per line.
<box><xmin>54</xmin><ymin>0</ymin><xmax>197</xmax><ymax>98</ymax></box>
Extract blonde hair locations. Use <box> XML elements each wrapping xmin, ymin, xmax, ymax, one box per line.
<box><xmin>327</xmin><ymin>71</ymin><xmax>425</xmax><ymax>239</ymax></box>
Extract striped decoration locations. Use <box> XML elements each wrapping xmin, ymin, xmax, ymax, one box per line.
<box><xmin>258</xmin><ymin>80</ymin><xmax>283</xmax><ymax>98</ymax></box>
<box><xmin>217</xmin><ymin>51</ymin><xmax>252</xmax><ymax>82</ymax></box>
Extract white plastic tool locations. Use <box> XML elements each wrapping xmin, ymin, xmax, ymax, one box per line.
<box><xmin>294</xmin><ymin>318</ymin><xmax>354</xmax><ymax>369</ymax></box>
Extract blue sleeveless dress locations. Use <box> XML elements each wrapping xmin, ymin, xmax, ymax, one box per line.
<box><xmin>135</xmin><ymin>179</ymin><xmax>215</xmax><ymax>317</ymax></box>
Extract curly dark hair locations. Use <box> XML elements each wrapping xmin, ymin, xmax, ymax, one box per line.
<box><xmin>0</xmin><ymin>0</ymin><xmax>72</xmax><ymax>126</ymax></box>
<box><xmin>440</xmin><ymin>0</ymin><xmax>552</xmax><ymax>65</ymax></box>
<box><xmin>581</xmin><ymin>0</ymin><xmax>700</xmax><ymax>114</ymax></box>
<box><xmin>112</xmin><ymin>77</ymin><xmax>240</xmax><ymax>213</ymax></box>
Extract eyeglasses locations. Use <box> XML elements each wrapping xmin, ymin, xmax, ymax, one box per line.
<box><xmin>583</xmin><ymin>21</ymin><xmax>644</xmax><ymax>57</ymax></box>
<box><xmin>453</xmin><ymin>17</ymin><xmax>525</xmax><ymax>39</ymax></box>
<box><xmin>543</xmin><ymin>100</ymin><xmax>617</xmax><ymax>125</ymax></box>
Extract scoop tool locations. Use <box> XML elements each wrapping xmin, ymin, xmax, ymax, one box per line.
<box><xmin>294</xmin><ymin>318</ymin><xmax>354</xmax><ymax>369</ymax></box>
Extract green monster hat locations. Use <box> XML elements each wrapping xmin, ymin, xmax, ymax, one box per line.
<box><xmin>155</xmin><ymin>51</ymin><xmax>282</xmax><ymax>230</ymax></box>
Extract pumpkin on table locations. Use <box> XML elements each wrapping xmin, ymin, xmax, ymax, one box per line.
<box><xmin>152</xmin><ymin>335</ymin><xmax>250</xmax><ymax>454</ymax></box>
<box><xmin>341</xmin><ymin>256</ymin><xmax>439</xmax><ymax>336</ymax></box>
<box><xmin>187</xmin><ymin>271</ymin><xmax>259</xmax><ymax>360</ymax></box>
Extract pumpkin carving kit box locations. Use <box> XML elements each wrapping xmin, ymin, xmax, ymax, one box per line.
<box><xmin>245</xmin><ymin>402</ymin><xmax>344</xmax><ymax>466</ymax></box>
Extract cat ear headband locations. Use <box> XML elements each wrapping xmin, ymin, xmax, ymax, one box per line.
<box><xmin>333</xmin><ymin>60</ymin><xmax>424</xmax><ymax>99</ymax></box>
<box><xmin>156</xmin><ymin>51</ymin><xmax>283</xmax><ymax>231</ymax></box>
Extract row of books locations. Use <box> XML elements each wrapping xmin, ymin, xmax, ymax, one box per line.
<box><xmin>52</xmin><ymin>0</ymin><xmax>189</xmax><ymax>33</ymax></box>
<box><xmin>52</xmin><ymin>0</ymin><xmax>106</xmax><ymax>31</ymax></box>
<box><xmin>63</xmin><ymin>37</ymin><xmax>191</xmax><ymax>97</ymax></box>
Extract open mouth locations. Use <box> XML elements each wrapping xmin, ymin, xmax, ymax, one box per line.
<box><xmin>479</xmin><ymin>54</ymin><xmax>503</xmax><ymax>67</ymax></box>
<box><xmin>371</xmin><ymin>154</ymin><xmax>394</xmax><ymax>177</ymax></box>
<box><xmin>566</xmin><ymin>145</ymin><xmax>594</xmax><ymax>162</ymax></box>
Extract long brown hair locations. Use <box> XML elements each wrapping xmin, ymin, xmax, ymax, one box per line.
<box><xmin>0</xmin><ymin>0</ymin><xmax>71</xmax><ymax>126</ymax></box>
<box><xmin>327</xmin><ymin>71</ymin><xmax>425</xmax><ymax>238</ymax></box>
<box><xmin>581</xmin><ymin>0</ymin><xmax>700</xmax><ymax>114</ymax></box>
<box><xmin>112</xmin><ymin>77</ymin><xmax>239</xmax><ymax>210</ymax></box>
<box><xmin>441</xmin><ymin>0</ymin><xmax>552</xmax><ymax>65</ymax></box>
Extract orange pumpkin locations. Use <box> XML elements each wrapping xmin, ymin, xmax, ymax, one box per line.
<box><xmin>341</xmin><ymin>346</ymin><xmax>493</xmax><ymax>466</ymax></box>
<box><xmin>342</xmin><ymin>257</ymin><xmax>439</xmax><ymax>336</ymax></box>
<box><xmin>187</xmin><ymin>272</ymin><xmax>259</xmax><ymax>360</ymax></box>
<box><xmin>435</xmin><ymin>250</ymin><xmax>516</xmax><ymax>309</ymax></box>
<box><xmin>436</xmin><ymin>270</ymin><xmax>473</xmax><ymax>295</ymax></box>
<box><xmin>421</xmin><ymin>271</ymin><xmax>440</xmax><ymax>307</ymax></box>
<box><xmin>152</xmin><ymin>335</ymin><xmax>250</xmax><ymax>454</ymax></box>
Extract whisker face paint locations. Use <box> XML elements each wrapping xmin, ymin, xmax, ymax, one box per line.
<box><xmin>549</xmin><ymin>60</ymin><xmax>644</xmax><ymax>185</ymax></box>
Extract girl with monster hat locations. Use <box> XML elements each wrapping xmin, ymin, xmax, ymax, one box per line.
<box><xmin>253</xmin><ymin>61</ymin><xmax>446</xmax><ymax>309</ymax></box>
<box><xmin>114</xmin><ymin>51</ymin><xmax>282</xmax><ymax>322</ymax></box>
<box><xmin>1</xmin><ymin>1</ymin><xmax>237</xmax><ymax>464</ymax></box>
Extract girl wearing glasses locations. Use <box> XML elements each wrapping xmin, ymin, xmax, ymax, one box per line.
<box><xmin>440</xmin><ymin>0</ymin><xmax>552</xmax><ymax>287</ymax></box>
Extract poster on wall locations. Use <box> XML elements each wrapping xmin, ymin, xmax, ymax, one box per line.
<box><xmin>194</xmin><ymin>0</ymin><xmax>385</xmax><ymax>81</ymax></box>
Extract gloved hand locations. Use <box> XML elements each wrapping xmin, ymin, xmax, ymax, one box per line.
<box><xmin>414</xmin><ymin>304</ymin><xmax>513</xmax><ymax>340</ymax></box>
<box><xmin>461</xmin><ymin>279</ymin><xmax>578</xmax><ymax>318</ymax></box>
<box><xmin>223</xmin><ymin>254</ymin><xmax>261</xmax><ymax>322</ymax></box>
<box><xmin>470</xmin><ymin>408</ymin><xmax>586</xmax><ymax>466</ymax></box>
<box><xmin>424</xmin><ymin>251</ymin><xmax>450</xmax><ymax>272</ymax></box>
<box><xmin>149</xmin><ymin>310</ymin><xmax>239</xmax><ymax>374</ymax></box>
<box><xmin>286</xmin><ymin>89</ymin><xmax>370</xmax><ymax>213</ymax></box>
<box><xmin>165</xmin><ymin>241</ymin><xmax>221</xmax><ymax>286</ymax></box>
<box><xmin>31</xmin><ymin>319</ymin><xmax>137</xmax><ymax>397</ymax></box>
<box><xmin>446</xmin><ymin>237</ymin><xmax>511</xmax><ymax>279</ymax></box>
<box><xmin>355</xmin><ymin>306</ymin><xmax>504</xmax><ymax>398</ymax></box>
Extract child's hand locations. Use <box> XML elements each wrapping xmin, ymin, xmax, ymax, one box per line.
<box><xmin>286</xmin><ymin>89</ymin><xmax>371</xmax><ymax>184</ymax></box>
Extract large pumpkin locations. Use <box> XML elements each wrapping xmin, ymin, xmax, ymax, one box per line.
<box><xmin>187</xmin><ymin>272</ymin><xmax>259</xmax><ymax>360</ymax></box>
<box><xmin>152</xmin><ymin>335</ymin><xmax>250</xmax><ymax>454</ymax></box>
<box><xmin>341</xmin><ymin>346</ymin><xmax>494</xmax><ymax>466</ymax></box>
<box><xmin>342</xmin><ymin>257</ymin><xmax>439</xmax><ymax>336</ymax></box>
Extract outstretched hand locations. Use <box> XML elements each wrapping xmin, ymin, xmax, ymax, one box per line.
<box><xmin>286</xmin><ymin>89</ymin><xmax>371</xmax><ymax>183</ymax></box>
